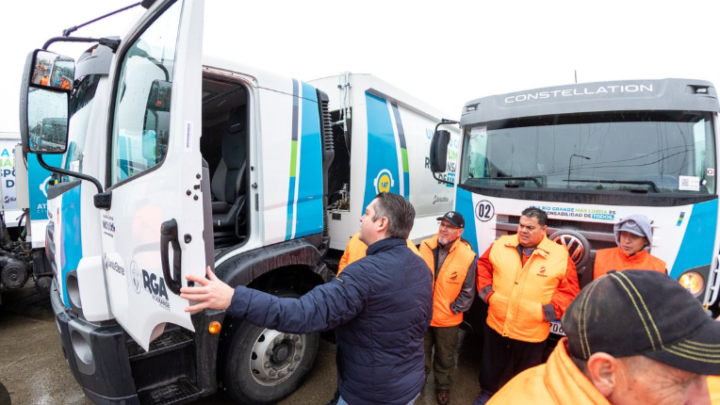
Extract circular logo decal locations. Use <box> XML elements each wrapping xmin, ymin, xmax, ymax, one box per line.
<box><xmin>130</xmin><ymin>261</ymin><xmax>142</xmax><ymax>294</ymax></box>
<box><xmin>552</xmin><ymin>233</ymin><xmax>586</xmax><ymax>265</ymax></box>
<box><xmin>373</xmin><ymin>169</ymin><xmax>395</xmax><ymax>194</ymax></box>
<box><xmin>475</xmin><ymin>200</ymin><xmax>495</xmax><ymax>222</ymax></box>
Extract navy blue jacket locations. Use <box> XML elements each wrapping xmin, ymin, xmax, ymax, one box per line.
<box><xmin>228</xmin><ymin>237</ymin><xmax>433</xmax><ymax>405</ymax></box>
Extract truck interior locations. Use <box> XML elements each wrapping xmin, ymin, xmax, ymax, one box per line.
<box><xmin>327</xmin><ymin>109</ymin><xmax>351</xmax><ymax>211</ymax></box>
<box><xmin>201</xmin><ymin>76</ymin><xmax>249</xmax><ymax>249</ymax></box>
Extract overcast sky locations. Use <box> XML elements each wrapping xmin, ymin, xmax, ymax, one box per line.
<box><xmin>2</xmin><ymin>0</ymin><xmax>720</xmax><ymax>133</ymax></box>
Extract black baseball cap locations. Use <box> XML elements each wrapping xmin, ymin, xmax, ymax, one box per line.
<box><xmin>562</xmin><ymin>270</ymin><xmax>720</xmax><ymax>375</ymax></box>
<box><xmin>437</xmin><ymin>211</ymin><xmax>464</xmax><ymax>229</ymax></box>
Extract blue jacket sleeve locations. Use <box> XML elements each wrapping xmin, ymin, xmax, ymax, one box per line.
<box><xmin>226</xmin><ymin>268</ymin><xmax>368</xmax><ymax>334</ymax></box>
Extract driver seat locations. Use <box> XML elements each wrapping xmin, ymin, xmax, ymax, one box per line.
<box><xmin>211</xmin><ymin>108</ymin><xmax>247</xmax><ymax>233</ymax></box>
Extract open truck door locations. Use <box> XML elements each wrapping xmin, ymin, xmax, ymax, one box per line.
<box><xmin>101</xmin><ymin>0</ymin><xmax>207</xmax><ymax>351</ymax></box>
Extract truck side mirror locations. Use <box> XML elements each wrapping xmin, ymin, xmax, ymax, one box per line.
<box><xmin>19</xmin><ymin>50</ymin><xmax>75</xmax><ymax>155</ymax></box>
<box><xmin>430</xmin><ymin>130</ymin><xmax>451</xmax><ymax>173</ymax></box>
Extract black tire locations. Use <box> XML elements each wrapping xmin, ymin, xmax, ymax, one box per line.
<box><xmin>222</xmin><ymin>291</ymin><xmax>320</xmax><ymax>405</ymax></box>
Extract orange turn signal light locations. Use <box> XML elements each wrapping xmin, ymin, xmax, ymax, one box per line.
<box><xmin>208</xmin><ymin>321</ymin><xmax>222</xmax><ymax>335</ymax></box>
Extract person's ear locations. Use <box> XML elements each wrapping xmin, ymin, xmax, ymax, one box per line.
<box><xmin>586</xmin><ymin>353</ymin><xmax>618</xmax><ymax>397</ymax></box>
<box><xmin>377</xmin><ymin>217</ymin><xmax>388</xmax><ymax>233</ymax></box>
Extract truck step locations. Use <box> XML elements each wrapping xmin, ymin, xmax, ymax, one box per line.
<box><xmin>128</xmin><ymin>328</ymin><xmax>194</xmax><ymax>360</ymax></box>
<box><xmin>138</xmin><ymin>377</ymin><xmax>201</xmax><ymax>405</ymax></box>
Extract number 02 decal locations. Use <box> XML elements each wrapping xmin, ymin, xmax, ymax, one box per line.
<box><xmin>475</xmin><ymin>200</ymin><xmax>495</xmax><ymax>222</ymax></box>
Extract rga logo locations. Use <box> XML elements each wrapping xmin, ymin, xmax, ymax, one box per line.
<box><xmin>103</xmin><ymin>254</ymin><xmax>125</xmax><ymax>276</ymax></box>
<box><xmin>373</xmin><ymin>169</ymin><xmax>395</xmax><ymax>194</ymax></box>
<box><xmin>102</xmin><ymin>213</ymin><xmax>115</xmax><ymax>237</ymax></box>
<box><xmin>142</xmin><ymin>269</ymin><xmax>170</xmax><ymax>311</ymax></box>
<box><xmin>130</xmin><ymin>262</ymin><xmax>141</xmax><ymax>294</ymax></box>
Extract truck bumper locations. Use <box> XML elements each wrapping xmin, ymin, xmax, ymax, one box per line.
<box><xmin>51</xmin><ymin>279</ymin><xmax>141</xmax><ymax>405</ymax></box>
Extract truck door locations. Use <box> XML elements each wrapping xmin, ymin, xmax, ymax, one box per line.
<box><xmin>101</xmin><ymin>0</ymin><xmax>206</xmax><ymax>351</ymax></box>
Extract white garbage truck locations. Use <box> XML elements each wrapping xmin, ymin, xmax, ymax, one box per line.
<box><xmin>19</xmin><ymin>1</ymin><xmax>459</xmax><ymax>403</ymax></box>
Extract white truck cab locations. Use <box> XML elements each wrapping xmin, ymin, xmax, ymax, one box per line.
<box><xmin>19</xmin><ymin>1</ymin><xmax>458</xmax><ymax>404</ymax></box>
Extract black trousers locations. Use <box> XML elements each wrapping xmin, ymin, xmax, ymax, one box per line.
<box><xmin>478</xmin><ymin>323</ymin><xmax>546</xmax><ymax>393</ymax></box>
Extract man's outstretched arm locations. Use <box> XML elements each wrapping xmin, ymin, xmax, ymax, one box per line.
<box><xmin>181</xmin><ymin>266</ymin><xmax>367</xmax><ymax>334</ymax></box>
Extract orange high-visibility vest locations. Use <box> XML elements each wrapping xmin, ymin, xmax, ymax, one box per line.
<box><xmin>420</xmin><ymin>235</ymin><xmax>476</xmax><ymax>327</ymax></box>
<box><xmin>337</xmin><ymin>233</ymin><xmax>420</xmax><ymax>275</ymax></box>
<box><xmin>487</xmin><ymin>234</ymin><xmax>570</xmax><ymax>342</ymax></box>
<box><xmin>593</xmin><ymin>247</ymin><xmax>666</xmax><ymax>279</ymax></box>
<box><xmin>488</xmin><ymin>339</ymin><xmax>611</xmax><ymax>405</ymax></box>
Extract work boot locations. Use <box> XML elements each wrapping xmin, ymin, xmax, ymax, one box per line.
<box><xmin>473</xmin><ymin>389</ymin><xmax>493</xmax><ymax>405</ymax></box>
<box><xmin>436</xmin><ymin>389</ymin><xmax>450</xmax><ymax>405</ymax></box>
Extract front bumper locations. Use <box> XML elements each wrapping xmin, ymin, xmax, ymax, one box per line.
<box><xmin>51</xmin><ymin>279</ymin><xmax>140</xmax><ymax>405</ymax></box>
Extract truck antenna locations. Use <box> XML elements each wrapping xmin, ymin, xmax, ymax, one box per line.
<box><xmin>62</xmin><ymin>2</ymin><xmax>142</xmax><ymax>37</ymax></box>
<box><xmin>575</xmin><ymin>70</ymin><xmax>578</xmax><ymax>84</ymax></box>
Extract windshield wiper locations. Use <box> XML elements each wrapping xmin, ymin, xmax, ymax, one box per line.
<box><xmin>564</xmin><ymin>179</ymin><xmax>660</xmax><ymax>193</ymax></box>
<box><xmin>472</xmin><ymin>176</ymin><xmax>542</xmax><ymax>188</ymax></box>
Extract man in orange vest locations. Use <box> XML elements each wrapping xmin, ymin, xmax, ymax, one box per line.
<box><xmin>337</xmin><ymin>232</ymin><xmax>419</xmax><ymax>275</ymax></box>
<box><xmin>474</xmin><ymin>207</ymin><xmax>579</xmax><ymax>405</ymax></box>
<box><xmin>419</xmin><ymin>211</ymin><xmax>476</xmax><ymax>405</ymax></box>
<box><xmin>487</xmin><ymin>270</ymin><xmax>720</xmax><ymax>405</ymax></box>
<box><xmin>593</xmin><ymin>214</ymin><xmax>666</xmax><ymax>279</ymax></box>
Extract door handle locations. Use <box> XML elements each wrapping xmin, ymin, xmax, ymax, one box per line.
<box><xmin>160</xmin><ymin>219</ymin><xmax>182</xmax><ymax>295</ymax></box>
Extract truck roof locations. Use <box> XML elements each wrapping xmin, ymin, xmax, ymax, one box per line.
<box><xmin>310</xmin><ymin>73</ymin><xmax>458</xmax><ymax>125</ymax></box>
<box><xmin>460</xmin><ymin>78</ymin><xmax>720</xmax><ymax>126</ymax></box>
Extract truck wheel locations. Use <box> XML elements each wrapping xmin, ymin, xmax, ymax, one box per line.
<box><xmin>222</xmin><ymin>292</ymin><xmax>320</xmax><ymax>405</ymax></box>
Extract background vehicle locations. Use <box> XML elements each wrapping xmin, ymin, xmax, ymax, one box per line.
<box><xmin>0</xmin><ymin>132</ymin><xmax>56</xmax><ymax>303</ymax></box>
<box><xmin>19</xmin><ymin>1</ymin><xmax>458</xmax><ymax>404</ymax></box>
<box><xmin>431</xmin><ymin>78</ymin><xmax>720</xmax><ymax>337</ymax></box>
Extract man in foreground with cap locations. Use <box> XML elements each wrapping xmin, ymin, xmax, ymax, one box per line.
<box><xmin>487</xmin><ymin>270</ymin><xmax>718</xmax><ymax>405</ymax></box>
<box><xmin>593</xmin><ymin>214</ymin><xmax>666</xmax><ymax>279</ymax></box>
<box><xmin>418</xmin><ymin>211</ymin><xmax>476</xmax><ymax>405</ymax></box>
<box><xmin>474</xmin><ymin>207</ymin><xmax>579</xmax><ymax>405</ymax></box>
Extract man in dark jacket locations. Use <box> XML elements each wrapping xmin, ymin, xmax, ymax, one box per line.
<box><xmin>181</xmin><ymin>192</ymin><xmax>433</xmax><ymax>405</ymax></box>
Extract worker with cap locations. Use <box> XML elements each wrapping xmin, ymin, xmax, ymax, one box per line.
<box><xmin>593</xmin><ymin>214</ymin><xmax>666</xmax><ymax>280</ymax></box>
<box><xmin>486</xmin><ymin>270</ymin><xmax>720</xmax><ymax>405</ymax></box>
<box><xmin>418</xmin><ymin>211</ymin><xmax>476</xmax><ymax>405</ymax></box>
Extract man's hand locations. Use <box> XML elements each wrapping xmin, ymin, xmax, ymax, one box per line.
<box><xmin>180</xmin><ymin>266</ymin><xmax>235</xmax><ymax>314</ymax></box>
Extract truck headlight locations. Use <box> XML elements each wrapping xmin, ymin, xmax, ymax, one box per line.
<box><xmin>679</xmin><ymin>271</ymin><xmax>704</xmax><ymax>297</ymax></box>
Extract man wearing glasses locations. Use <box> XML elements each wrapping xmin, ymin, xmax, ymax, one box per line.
<box><xmin>474</xmin><ymin>207</ymin><xmax>579</xmax><ymax>405</ymax></box>
<box><xmin>419</xmin><ymin>212</ymin><xmax>477</xmax><ymax>405</ymax></box>
<box><xmin>593</xmin><ymin>214</ymin><xmax>666</xmax><ymax>279</ymax></box>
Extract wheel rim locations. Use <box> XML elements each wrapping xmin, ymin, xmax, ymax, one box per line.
<box><xmin>249</xmin><ymin>329</ymin><xmax>306</xmax><ymax>386</ymax></box>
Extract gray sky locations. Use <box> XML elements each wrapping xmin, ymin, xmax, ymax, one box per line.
<box><xmin>2</xmin><ymin>0</ymin><xmax>720</xmax><ymax>133</ymax></box>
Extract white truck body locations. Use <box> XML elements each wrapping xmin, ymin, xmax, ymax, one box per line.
<box><xmin>26</xmin><ymin>1</ymin><xmax>459</xmax><ymax>403</ymax></box>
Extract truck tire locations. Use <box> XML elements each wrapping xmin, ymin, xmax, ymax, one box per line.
<box><xmin>222</xmin><ymin>291</ymin><xmax>320</xmax><ymax>405</ymax></box>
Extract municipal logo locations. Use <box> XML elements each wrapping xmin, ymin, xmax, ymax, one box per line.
<box><xmin>130</xmin><ymin>261</ymin><xmax>142</xmax><ymax>294</ymax></box>
<box><xmin>373</xmin><ymin>169</ymin><xmax>395</xmax><ymax>194</ymax></box>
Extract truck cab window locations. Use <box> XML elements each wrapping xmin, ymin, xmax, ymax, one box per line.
<box><xmin>110</xmin><ymin>1</ymin><xmax>182</xmax><ymax>185</ymax></box>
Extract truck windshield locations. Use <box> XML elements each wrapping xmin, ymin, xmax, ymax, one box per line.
<box><xmin>61</xmin><ymin>74</ymin><xmax>101</xmax><ymax>176</ymax></box>
<box><xmin>461</xmin><ymin>110</ymin><xmax>717</xmax><ymax>194</ymax></box>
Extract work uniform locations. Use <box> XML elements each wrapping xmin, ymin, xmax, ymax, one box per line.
<box><xmin>476</xmin><ymin>234</ymin><xmax>579</xmax><ymax>394</ymax></box>
<box><xmin>709</xmin><ymin>376</ymin><xmax>720</xmax><ymax>405</ymax></box>
<box><xmin>419</xmin><ymin>235</ymin><xmax>476</xmax><ymax>391</ymax></box>
<box><xmin>487</xmin><ymin>339</ymin><xmax>610</xmax><ymax>405</ymax></box>
<box><xmin>229</xmin><ymin>238</ymin><xmax>433</xmax><ymax>405</ymax></box>
<box><xmin>337</xmin><ymin>232</ymin><xmax>419</xmax><ymax>274</ymax></box>
<box><xmin>593</xmin><ymin>247</ymin><xmax>666</xmax><ymax>279</ymax></box>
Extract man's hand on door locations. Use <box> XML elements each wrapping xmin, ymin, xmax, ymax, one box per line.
<box><xmin>181</xmin><ymin>266</ymin><xmax>235</xmax><ymax>314</ymax></box>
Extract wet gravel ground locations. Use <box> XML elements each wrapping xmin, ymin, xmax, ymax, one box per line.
<box><xmin>0</xmin><ymin>283</ymin><xmax>484</xmax><ymax>405</ymax></box>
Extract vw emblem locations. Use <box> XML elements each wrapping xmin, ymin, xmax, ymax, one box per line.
<box><xmin>552</xmin><ymin>233</ymin><xmax>586</xmax><ymax>265</ymax></box>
